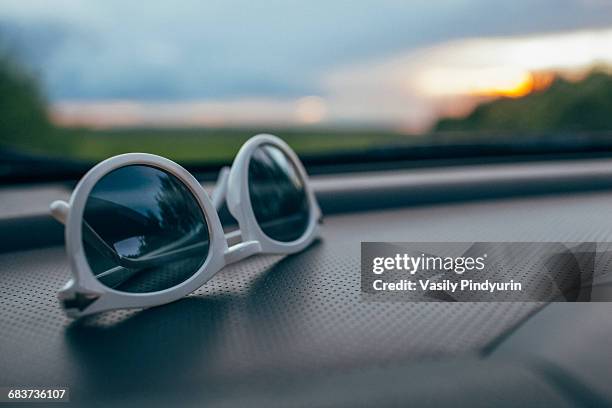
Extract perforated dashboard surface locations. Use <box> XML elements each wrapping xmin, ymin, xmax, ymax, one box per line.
<box><xmin>3</xmin><ymin>190</ymin><xmax>612</xmax><ymax>406</ymax></box>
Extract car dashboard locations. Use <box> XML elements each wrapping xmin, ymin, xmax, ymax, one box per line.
<box><xmin>2</xmin><ymin>158</ymin><xmax>612</xmax><ymax>407</ymax></box>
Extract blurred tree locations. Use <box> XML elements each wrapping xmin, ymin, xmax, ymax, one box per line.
<box><xmin>0</xmin><ymin>52</ymin><xmax>51</xmax><ymax>149</ymax></box>
<box><xmin>435</xmin><ymin>69</ymin><xmax>612</xmax><ymax>133</ymax></box>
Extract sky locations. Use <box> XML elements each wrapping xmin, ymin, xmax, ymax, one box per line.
<box><xmin>1</xmin><ymin>0</ymin><xmax>612</xmax><ymax>132</ymax></box>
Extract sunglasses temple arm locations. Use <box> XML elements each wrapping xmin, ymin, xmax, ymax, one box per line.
<box><xmin>225</xmin><ymin>229</ymin><xmax>242</xmax><ymax>246</ymax></box>
<box><xmin>211</xmin><ymin>166</ymin><xmax>231</xmax><ymax>211</ymax></box>
<box><xmin>50</xmin><ymin>200</ymin><xmax>70</xmax><ymax>224</ymax></box>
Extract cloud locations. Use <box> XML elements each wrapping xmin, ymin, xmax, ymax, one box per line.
<box><xmin>2</xmin><ymin>0</ymin><xmax>612</xmax><ymax>101</ymax></box>
<box><xmin>2</xmin><ymin>0</ymin><xmax>612</xmax><ymax>131</ymax></box>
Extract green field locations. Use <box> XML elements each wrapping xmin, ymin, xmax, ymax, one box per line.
<box><xmin>7</xmin><ymin>127</ymin><xmax>416</xmax><ymax>164</ymax></box>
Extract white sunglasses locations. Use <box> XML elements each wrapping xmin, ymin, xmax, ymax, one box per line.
<box><xmin>49</xmin><ymin>134</ymin><xmax>322</xmax><ymax>318</ymax></box>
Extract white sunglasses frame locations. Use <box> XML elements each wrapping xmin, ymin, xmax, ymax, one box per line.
<box><xmin>49</xmin><ymin>134</ymin><xmax>322</xmax><ymax>318</ymax></box>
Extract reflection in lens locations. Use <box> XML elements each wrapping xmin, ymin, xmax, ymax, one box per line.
<box><xmin>82</xmin><ymin>165</ymin><xmax>209</xmax><ymax>293</ymax></box>
<box><xmin>248</xmin><ymin>144</ymin><xmax>310</xmax><ymax>242</ymax></box>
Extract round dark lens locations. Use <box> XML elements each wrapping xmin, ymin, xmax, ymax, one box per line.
<box><xmin>248</xmin><ymin>145</ymin><xmax>310</xmax><ymax>242</ymax></box>
<box><xmin>82</xmin><ymin>165</ymin><xmax>210</xmax><ymax>293</ymax></box>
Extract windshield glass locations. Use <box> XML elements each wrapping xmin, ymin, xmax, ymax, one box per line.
<box><xmin>1</xmin><ymin>1</ymin><xmax>612</xmax><ymax>181</ymax></box>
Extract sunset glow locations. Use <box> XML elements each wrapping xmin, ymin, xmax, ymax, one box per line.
<box><xmin>409</xmin><ymin>28</ymin><xmax>612</xmax><ymax>100</ymax></box>
<box><xmin>416</xmin><ymin>67</ymin><xmax>538</xmax><ymax>98</ymax></box>
<box><xmin>472</xmin><ymin>71</ymin><xmax>533</xmax><ymax>98</ymax></box>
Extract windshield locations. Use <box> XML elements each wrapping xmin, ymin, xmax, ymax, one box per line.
<box><xmin>1</xmin><ymin>1</ymin><xmax>612</xmax><ymax>181</ymax></box>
